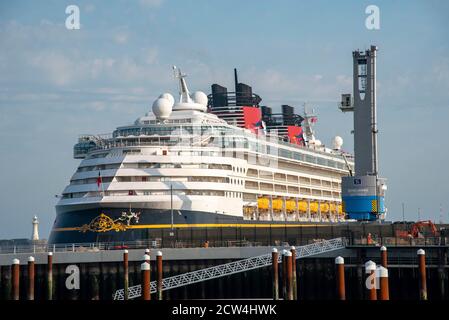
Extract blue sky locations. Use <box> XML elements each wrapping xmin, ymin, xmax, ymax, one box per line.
<box><xmin>0</xmin><ymin>0</ymin><xmax>448</xmax><ymax>239</ymax></box>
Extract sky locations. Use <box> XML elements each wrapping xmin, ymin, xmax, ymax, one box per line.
<box><xmin>0</xmin><ymin>0</ymin><xmax>448</xmax><ymax>239</ymax></box>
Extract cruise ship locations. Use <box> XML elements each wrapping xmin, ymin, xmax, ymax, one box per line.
<box><xmin>49</xmin><ymin>67</ymin><xmax>354</xmax><ymax>244</ymax></box>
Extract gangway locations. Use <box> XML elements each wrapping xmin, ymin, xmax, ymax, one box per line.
<box><xmin>113</xmin><ymin>237</ymin><xmax>346</xmax><ymax>300</ymax></box>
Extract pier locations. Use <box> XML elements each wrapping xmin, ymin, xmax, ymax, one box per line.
<box><xmin>1</xmin><ymin>230</ymin><xmax>448</xmax><ymax>300</ymax></box>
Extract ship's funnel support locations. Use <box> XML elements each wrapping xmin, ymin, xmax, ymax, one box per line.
<box><xmin>338</xmin><ymin>45</ymin><xmax>387</xmax><ymax>221</ymax></box>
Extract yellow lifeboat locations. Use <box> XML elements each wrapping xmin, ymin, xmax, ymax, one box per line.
<box><xmin>298</xmin><ymin>201</ymin><xmax>308</xmax><ymax>213</ymax></box>
<box><xmin>285</xmin><ymin>200</ymin><xmax>296</xmax><ymax>212</ymax></box>
<box><xmin>320</xmin><ymin>203</ymin><xmax>330</xmax><ymax>214</ymax></box>
<box><xmin>309</xmin><ymin>202</ymin><xmax>319</xmax><ymax>213</ymax></box>
<box><xmin>257</xmin><ymin>198</ymin><xmax>269</xmax><ymax>210</ymax></box>
<box><xmin>338</xmin><ymin>204</ymin><xmax>343</xmax><ymax>215</ymax></box>
<box><xmin>330</xmin><ymin>203</ymin><xmax>337</xmax><ymax>213</ymax></box>
<box><xmin>272</xmin><ymin>199</ymin><xmax>283</xmax><ymax>211</ymax></box>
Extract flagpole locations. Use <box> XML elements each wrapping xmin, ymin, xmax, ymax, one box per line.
<box><xmin>98</xmin><ymin>171</ymin><xmax>105</xmax><ymax>198</ymax></box>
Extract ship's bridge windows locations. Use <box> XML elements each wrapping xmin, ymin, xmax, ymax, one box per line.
<box><xmin>279</xmin><ymin>149</ymin><xmax>292</xmax><ymax>159</ymax></box>
<box><xmin>62</xmin><ymin>192</ymin><xmax>87</xmax><ymax>198</ymax></box>
<box><xmin>88</xmin><ymin>153</ymin><xmax>108</xmax><ymax>159</ymax></box>
<box><xmin>317</xmin><ymin>157</ymin><xmax>327</xmax><ymax>166</ymax></box>
<box><xmin>293</xmin><ymin>152</ymin><xmax>303</xmax><ymax>161</ymax></box>
<box><xmin>123</xmin><ymin>149</ymin><xmax>141</xmax><ymax>155</ymax></box>
<box><xmin>70</xmin><ymin>177</ymin><xmax>113</xmax><ymax>185</ymax></box>
<box><xmin>305</xmin><ymin>154</ymin><xmax>316</xmax><ymax>164</ymax></box>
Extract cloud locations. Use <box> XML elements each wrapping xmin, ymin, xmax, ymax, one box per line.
<box><xmin>30</xmin><ymin>52</ymin><xmax>77</xmax><ymax>86</ymax></box>
<box><xmin>114</xmin><ymin>32</ymin><xmax>128</xmax><ymax>44</ymax></box>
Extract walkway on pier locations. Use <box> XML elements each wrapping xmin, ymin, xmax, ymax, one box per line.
<box><xmin>113</xmin><ymin>237</ymin><xmax>346</xmax><ymax>300</ymax></box>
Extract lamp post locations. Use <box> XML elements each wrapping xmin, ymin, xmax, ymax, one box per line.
<box><xmin>170</xmin><ymin>184</ymin><xmax>174</xmax><ymax>237</ymax></box>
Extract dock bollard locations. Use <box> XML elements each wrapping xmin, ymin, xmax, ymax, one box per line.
<box><xmin>335</xmin><ymin>256</ymin><xmax>346</xmax><ymax>300</ymax></box>
<box><xmin>145</xmin><ymin>248</ymin><xmax>150</xmax><ymax>255</ymax></box>
<box><xmin>141</xmin><ymin>262</ymin><xmax>151</xmax><ymax>300</ymax></box>
<box><xmin>291</xmin><ymin>246</ymin><xmax>298</xmax><ymax>300</ymax></box>
<box><xmin>27</xmin><ymin>256</ymin><xmax>35</xmax><ymax>300</ymax></box>
<box><xmin>47</xmin><ymin>252</ymin><xmax>53</xmax><ymax>300</ymax></box>
<box><xmin>271</xmin><ymin>248</ymin><xmax>279</xmax><ymax>300</ymax></box>
<box><xmin>377</xmin><ymin>266</ymin><xmax>389</xmax><ymax>300</ymax></box>
<box><xmin>143</xmin><ymin>254</ymin><xmax>150</xmax><ymax>265</ymax></box>
<box><xmin>156</xmin><ymin>251</ymin><xmax>163</xmax><ymax>300</ymax></box>
<box><xmin>418</xmin><ymin>249</ymin><xmax>427</xmax><ymax>300</ymax></box>
<box><xmin>12</xmin><ymin>259</ymin><xmax>20</xmax><ymax>300</ymax></box>
<box><xmin>282</xmin><ymin>249</ymin><xmax>288</xmax><ymax>299</ymax></box>
<box><xmin>380</xmin><ymin>246</ymin><xmax>388</xmax><ymax>268</ymax></box>
<box><xmin>285</xmin><ymin>251</ymin><xmax>293</xmax><ymax>300</ymax></box>
<box><xmin>365</xmin><ymin>260</ymin><xmax>377</xmax><ymax>300</ymax></box>
<box><xmin>123</xmin><ymin>249</ymin><xmax>129</xmax><ymax>300</ymax></box>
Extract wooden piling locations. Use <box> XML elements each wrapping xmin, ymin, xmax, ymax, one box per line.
<box><xmin>89</xmin><ymin>263</ymin><xmax>100</xmax><ymax>300</ymax></box>
<box><xmin>418</xmin><ymin>249</ymin><xmax>427</xmax><ymax>300</ymax></box>
<box><xmin>123</xmin><ymin>249</ymin><xmax>129</xmax><ymax>300</ymax></box>
<box><xmin>378</xmin><ymin>266</ymin><xmax>389</xmax><ymax>300</ymax></box>
<box><xmin>156</xmin><ymin>251</ymin><xmax>163</xmax><ymax>300</ymax></box>
<box><xmin>282</xmin><ymin>249</ymin><xmax>287</xmax><ymax>300</ymax></box>
<box><xmin>380</xmin><ymin>246</ymin><xmax>388</xmax><ymax>268</ymax></box>
<box><xmin>11</xmin><ymin>259</ymin><xmax>20</xmax><ymax>300</ymax></box>
<box><xmin>365</xmin><ymin>260</ymin><xmax>377</xmax><ymax>300</ymax></box>
<box><xmin>286</xmin><ymin>251</ymin><xmax>293</xmax><ymax>300</ymax></box>
<box><xmin>27</xmin><ymin>256</ymin><xmax>35</xmax><ymax>300</ymax></box>
<box><xmin>1</xmin><ymin>265</ymin><xmax>12</xmax><ymax>300</ymax></box>
<box><xmin>141</xmin><ymin>262</ymin><xmax>151</xmax><ymax>300</ymax></box>
<box><xmin>335</xmin><ymin>256</ymin><xmax>345</xmax><ymax>300</ymax></box>
<box><xmin>47</xmin><ymin>252</ymin><xmax>53</xmax><ymax>300</ymax></box>
<box><xmin>291</xmin><ymin>246</ymin><xmax>297</xmax><ymax>300</ymax></box>
<box><xmin>271</xmin><ymin>248</ymin><xmax>279</xmax><ymax>300</ymax></box>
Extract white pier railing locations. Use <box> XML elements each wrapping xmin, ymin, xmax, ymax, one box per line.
<box><xmin>113</xmin><ymin>237</ymin><xmax>346</xmax><ymax>300</ymax></box>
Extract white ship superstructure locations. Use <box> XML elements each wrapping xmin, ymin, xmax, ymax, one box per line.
<box><xmin>50</xmin><ymin>68</ymin><xmax>353</xmax><ymax>244</ymax></box>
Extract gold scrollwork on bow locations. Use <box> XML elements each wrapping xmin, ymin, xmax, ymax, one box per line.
<box><xmin>79</xmin><ymin>213</ymin><xmax>128</xmax><ymax>233</ymax></box>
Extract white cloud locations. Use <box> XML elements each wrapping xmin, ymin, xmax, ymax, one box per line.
<box><xmin>30</xmin><ymin>52</ymin><xmax>77</xmax><ymax>86</ymax></box>
<box><xmin>114</xmin><ymin>32</ymin><xmax>128</xmax><ymax>45</ymax></box>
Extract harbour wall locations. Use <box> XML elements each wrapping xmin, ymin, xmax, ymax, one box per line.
<box><xmin>0</xmin><ymin>244</ymin><xmax>448</xmax><ymax>300</ymax></box>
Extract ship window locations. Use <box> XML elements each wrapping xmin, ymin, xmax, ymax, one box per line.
<box><xmin>317</xmin><ymin>157</ymin><xmax>326</xmax><ymax>166</ymax></box>
<box><xmin>293</xmin><ymin>152</ymin><xmax>302</xmax><ymax>161</ymax></box>
<box><xmin>305</xmin><ymin>155</ymin><xmax>316</xmax><ymax>164</ymax></box>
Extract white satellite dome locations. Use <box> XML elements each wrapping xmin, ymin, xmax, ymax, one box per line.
<box><xmin>152</xmin><ymin>98</ymin><xmax>172</xmax><ymax>120</ymax></box>
<box><xmin>158</xmin><ymin>93</ymin><xmax>175</xmax><ymax>107</ymax></box>
<box><xmin>191</xmin><ymin>91</ymin><xmax>208</xmax><ymax>107</ymax></box>
<box><xmin>332</xmin><ymin>136</ymin><xmax>343</xmax><ymax>150</ymax></box>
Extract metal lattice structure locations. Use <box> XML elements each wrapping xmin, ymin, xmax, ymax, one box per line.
<box><xmin>113</xmin><ymin>237</ymin><xmax>346</xmax><ymax>300</ymax></box>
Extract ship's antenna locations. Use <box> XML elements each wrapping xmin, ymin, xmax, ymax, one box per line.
<box><xmin>302</xmin><ymin>102</ymin><xmax>316</xmax><ymax>143</ymax></box>
<box><xmin>172</xmin><ymin>65</ymin><xmax>193</xmax><ymax>103</ymax></box>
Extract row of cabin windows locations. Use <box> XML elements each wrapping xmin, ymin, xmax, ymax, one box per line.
<box><xmin>77</xmin><ymin>163</ymin><xmax>233</xmax><ymax>172</ymax></box>
<box><xmin>71</xmin><ymin>176</ymin><xmax>231</xmax><ymax>185</ymax></box>
<box><xmin>62</xmin><ymin>190</ymin><xmax>226</xmax><ymax>198</ymax></box>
